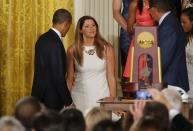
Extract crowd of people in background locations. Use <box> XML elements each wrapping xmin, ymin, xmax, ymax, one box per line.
<box><xmin>0</xmin><ymin>88</ymin><xmax>192</xmax><ymax>131</ymax></box>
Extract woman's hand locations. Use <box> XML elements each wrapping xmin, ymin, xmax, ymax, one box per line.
<box><xmin>129</xmin><ymin>100</ymin><xmax>146</xmax><ymax>121</ymax></box>
<box><xmin>148</xmin><ymin>88</ymin><xmax>172</xmax><ymax>110</ymax></box>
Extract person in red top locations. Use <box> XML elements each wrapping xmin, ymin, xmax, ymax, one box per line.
<box><xmin>123</xmin><ymin>0</ymin><xmax>155</xmax><ymax>84</ymax></box>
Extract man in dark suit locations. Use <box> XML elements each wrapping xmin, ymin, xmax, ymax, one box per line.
<box><xmin>31</xmin><ymin>9</ymin><xmax>73</xmax><ymax>110</ymax></box>
<box><xmin>171</xmin><ymin>113</ymin><xmax>193</xmax><ymax>131</ymax></box>
<box><xmin>149</xmin><ymin>0</ymin><xmax>189</xmax><ymax>92</ymax></box>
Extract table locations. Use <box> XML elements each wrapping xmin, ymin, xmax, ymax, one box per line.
<box><xmin>97</xmin><ymin>97</ymin><xmax>193</xmax><ymax>122</ymax></box>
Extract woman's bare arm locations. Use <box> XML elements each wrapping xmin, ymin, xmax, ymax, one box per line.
<box><xmin>106</xmin><ymin>44</ymin><xmax>117</xmax><ymax>97</ymax></box>
<box><xmin>66</xmin><ymin>46</ymin><xmax>75</xmax><ymax>92</ymax></box>
<box><xmin>113</xmin><ymin>0</ymin><xmax>127</xmax><ymax>31</ymax></box>
<box><xmin>127</xmin><ymin>0</ymin><xmax>137</xmax><ymax>35</ymax></box>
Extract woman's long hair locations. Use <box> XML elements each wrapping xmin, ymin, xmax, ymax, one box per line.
<box><xmin>181</xmin><ymin>7</ymin><xmax>193</xmax><ymax>45</ymax></box>
<box><xmin>73</xmin><ymin>16</ymin><xmax>108</xmax><ymax>66</ymax></box>
<box><xmin>138</xmin><ymin>0</ymin><xmax>144</xmax><ymax>14</ymax></box>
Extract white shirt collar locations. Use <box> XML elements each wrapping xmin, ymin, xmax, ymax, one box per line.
<box><xmin>51</xmin><ymin>27</ymin><xmax>62</xmax><ymax>38</ymax></box>
<box><xmin>159</xmin><ymin>11</ymin><xmax>171</xmax><ymax>26</ymax></box>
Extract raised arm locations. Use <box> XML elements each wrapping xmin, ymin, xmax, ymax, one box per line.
<box><xmin>66</xmin><ymin>46</ymin><xmax>75</xmax><ymax>92</ymax></box>
<box><xmin>106</xmin><ymin>44</ymin><xmax>117</xmax><ymax>97</ymax></box>
<box><xmin>127</xmin><ymin>1</ymin><xmax>137</xmax><ymax>35</ymax></box>
<box><xmin>113</xmin><ymin>0</ymin><xmax>127</xmax><ymax>31</ymax></box>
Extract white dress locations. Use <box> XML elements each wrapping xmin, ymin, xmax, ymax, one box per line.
<box><xmin>71</xmin><ymin>45</ymin><xmax>110</xmax><ymax>113</ymax></box>
<box><xmin>186</xmin><ymin>41</ymin><xmax>193</xmax><ymax>98</ymax></box>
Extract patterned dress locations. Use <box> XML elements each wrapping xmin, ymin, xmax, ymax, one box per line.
<box><xmin>186</xmin><ymin>40</ymin><xmax>193</xmax><ymax>98</ymax></box>
<box><xmin>120</xmin><ymin>0</ymin><xmax>132</xmax><ymax>65</ymax></box>
<box><xmin>185</xmin><ymin>0</ymin><xmax>193</xmax><ymax>8</ymax></box>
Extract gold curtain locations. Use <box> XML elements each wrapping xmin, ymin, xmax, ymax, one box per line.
<box><xmin>0</xmin><ymin>0</ymin><xmax>74</xmax><ymax>115</ymax></box>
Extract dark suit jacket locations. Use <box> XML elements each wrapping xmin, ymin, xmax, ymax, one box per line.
<box><xmin>31</xmin><ymin>29</ymin><xmax>72</xmax><ymax>110</ymax></box>
<box><xmin>171</xmin><ymin>114</ymin><xmax>193</xmax><ymax>131</ymax></box>
<box><xmin>171</xmin><ymin>0</ymin><xmax>182</xmax><ymax>19</ymax></box>
<box><xmin>158</xmin><ymin>13</ymin><xmax>189</xmax><ymax>92</ymax></box>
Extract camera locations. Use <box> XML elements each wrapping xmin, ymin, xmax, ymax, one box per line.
<box><xmin>136</xmin><ymin>90</ymin><xmax>151</xmax><ymax>99</ymax></box>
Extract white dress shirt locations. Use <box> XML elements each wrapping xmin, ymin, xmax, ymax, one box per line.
<box><xmin>169</xmin><ymin>109</ymin><xmax>180</xmax><ymax>121</ymax></box>
<box><xmin>51</xmin><ymin>27</ymin><xmax>62</xmax><ymax>39</ymax></box>
<box><xmin>159</xmin><ymin>11</ymin><xmax>171</xmax><ymax>26</ymax></box>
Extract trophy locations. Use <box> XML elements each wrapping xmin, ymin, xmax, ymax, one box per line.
<box><xmin>131</xmin><ymin>26</ymin><xmax>162</xmax><ymax>83</ymax></box>
<box><xmin>122</xmin><ymin>26</ymin><xmax>163</xmax><ymax>98</ymax></box>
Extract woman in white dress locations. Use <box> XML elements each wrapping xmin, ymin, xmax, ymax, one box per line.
<box><xmin>181</xmin><ymin>7</ymin><xmax>193</xmax><ymax>98</ymax></box>
<box><xmin>66</xmin><ymin>16</ymin><xmax>117</xmax><ymax>113</ymax></box>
